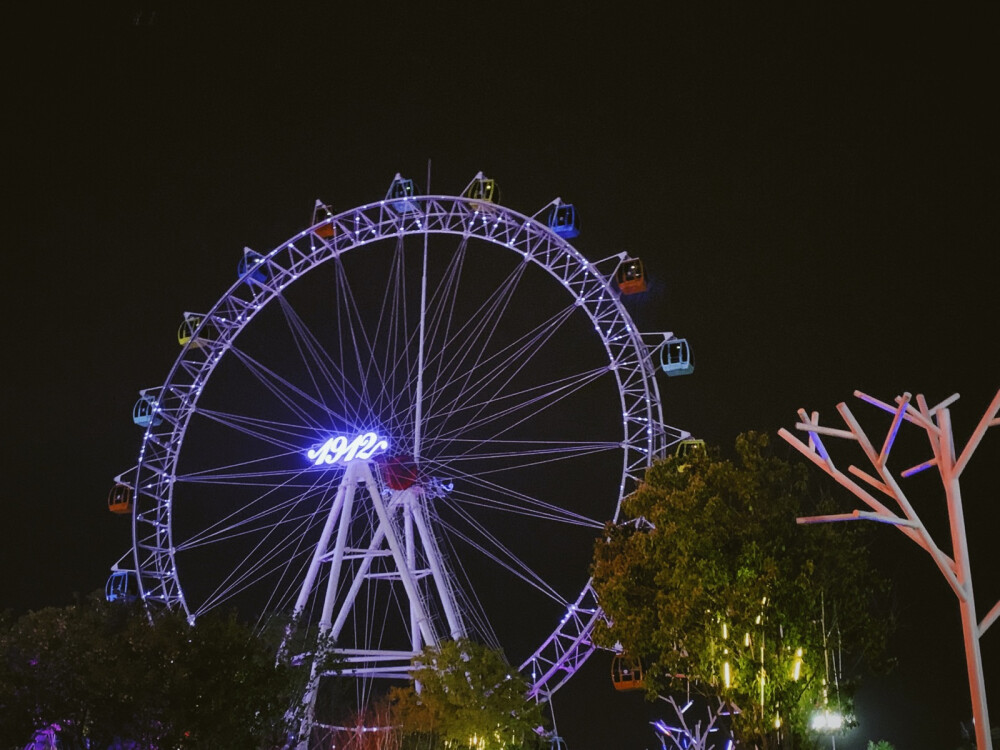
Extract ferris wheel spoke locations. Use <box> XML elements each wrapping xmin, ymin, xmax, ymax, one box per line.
<box><xmin>274</xmin><ymin>294</ymin><xmax>366</xmax><ymax>427</ymax></box>
<box><xmin>191</xmin><ymin>408</ymin><xmax>319</xmax><ymax>453</ymax></box>
<box><xmin>421</xmin><ymin>305</ymin><xmax>584</xmax><ymax>451</ymax></box>
<box><xmin>440</xmin><ymin>541</ymin><xmax>502</xmax><ymax>652</ymax></box>
<box><xmin>228</xmin><ymin>345</ymin><xmax>347</xmax><ymax>432</ymax></box>
<box><xmin>176</xmin><ymin>472</ymin><xmax>333</xmax><ymax>550</ymax></box>
<box><xmin>383</xmin><ymin>238</ymin><xmax>470</xmax><ymax>452</ymax></box>
<box><xmin>193</xmin><ymin>484</ymin><xmax>336</xmax><ymax>615</ymax></box>
<box><xmin>425</xmin><ymin>365</ymin><xmax>610</xmax><ymax>461</ymax></box>
<box><xmin>368</xmin><ymin>237</ymin><xmax>415</xmax><ymax>424</ymax></box>
<box><xmin>419</xmin><ymin>301</ymin><xmax>577</xmax><ymax>433</ymax></box>
<box><xmin>427</xmin><ymin>441</ymin><xmax>619</xmax><ymax>491</ymax></box>
<box><xmin>196</xmin><ymin>521</ymin><xmax>315</xmax><ymax>615</ymax></box>
<box><xmin>432</xmin><ymin>501</ymin><xmax>566</xmax><ymax>607</ymax></box>
<box><xmin>331</xmin><ymin>255</ymin><xmax>388</xmax><ymax>422</ymax></box>
<box><xmin>176</xmin><ymin>503</ymin><xmax>317</xmax><ymax>552</ymax></box>
<box><xmin>422</xmin><ymin>260</ymin><xmax>528</xmax><ymax>419</ymax></box>
<box><xmin>426</xmin><ymin>363</ymin><xmax>607</xmax><ymax>447</ymax></box>
<box><xmin>420</xmin><ymin>457</ymin><xmax>606</xmax><ymax>528</ymax></box>
<box><xmin>177</xmin><ymin>454</ymin><xmax>310</xmax><ymax>485</ymax></box>
<box><xmin>414</xmin><ymin>236</ymin><xmax>469</xmax><ymax>383</ymax></box>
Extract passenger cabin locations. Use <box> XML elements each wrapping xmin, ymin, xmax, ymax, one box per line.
<box><xmin>386</xmin><ymin>174</ymin><xmax>419</xmax><ymax>213</ymax></box>
<box><xmin>177</xmin><ymin>313</ymin><xmax>211</xmax><ymax>349</ymax></box>
<box><xmin>312</xmin><ymin>200</ymin><xmax>337</xmax><ymax>238</ymax></box>
<box><xmin>106</xmin><ymin>571</ymin><xmax>138</xmax><ymax>603</ymax></box>
<box><xmin>108</xmin><ymin>483</ymin><xmax>133</xmax><ymax>514</ymax></box>
<box><xmin>615</xmin><ymin>258</ymin><xmax>647</xmax><ymax>295</ymax></box>
<box><xmin>462</xmin><ymin>172</ymin><xmax>501</xmax><ymax>207</ymax></box>
<box><xmin>132</xmin><ymin>394</ymin><xmax>162</xmax><ymax>427</ymax></box>
<box><xmin>238</xmin><ymin>248</ymin><xmax>269</xmax><ymax>285</ymax></box>
<box><xmin>675</xmin><ymin>439</ymin><xmax>706</xmax><ymax>460</ymax></box>
<box><xmin>382</xmin><ymin>455</ymin><xmax>418</xmax><ymax>491</ymax></box>
<box><xmin>660</xmin><ymin>338</ymin><xmax>694</xmax><ymax>377</ymax></box>
<box><xmin>611</xmin><ymin>653</ymin><xmax>646</xmax><ymax>692</ymax></box>
<box><xmin>547</xmin><ymin>203</ymin><xmax>580</xmax><ymax>239</ymax></box>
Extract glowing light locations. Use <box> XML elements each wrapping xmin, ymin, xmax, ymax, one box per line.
<box><xmin>723</xmin><ymin>661</ymin><xmax>731</xmax><ymax>688</ymax></box>
<box><xmin>307</xmin><ymin>432</ymin><xmax>389</xmax><ymax>465</ymax></box>
<box><xmin>810</xmin><ymin>710</ymin><xmax>844</xmax><ymax>731</ymax></box>
<box><xmin>792</xmin><ymin>647</ymin><xmax>803</xmax><ymax>681</ymax></box>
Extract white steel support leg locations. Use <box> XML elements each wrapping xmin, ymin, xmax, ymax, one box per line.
<box><xmin>405</xmin><ymin>494</ymin><xmax>422</xmax><ymax>655</ymax></box>
<box><xmin>411</xmin><ymin>490</ymin><xmax>466</xmax><ymax>640</ymax></box>
<box><xmin>327</xmin><ymin>484</ymin><xmax>435</xmax><ymax>648</ymax></box>
<box><xmin>328</xmin><ymin>522</ymin><xmax>390</xmax><ymax>643</ymax></box>
<box><xmin>296</xmin><ymin>458</ymin><xmax>473</xmax><ymax>745</ymax></box>
<box><xmin>358</xmin><ymin>464</ymin><xmax>436</xmax><ymax>646</ymax></box>
<box><xmin>296</xmin><ymin>467</ymin><xmax>360</xmax><ymax>749</ymax></box>
<box><xmin>319</xmin><ymin>463</ymin><xmax>361</xmax><ymax>628</ymax></box>
<box><xmin>292</xmin><ymin>476</ymin><xmax>352</xmax><ymax>617</ymax></box>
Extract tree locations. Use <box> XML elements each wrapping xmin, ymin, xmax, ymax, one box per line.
<box><xmin>0</xmin><ymin>593</ymin><xmax>305</xmax><ymax>749</ymax></box>
<box><xmin>591</xmin><ymin>432</ymin><xmax>893</xmax><ymax>749</ymax></box>
<box><xmin>781</xmin><ymin>388</ymin><xmax>1000</xmax><ymax>750</ymax></box>
<box><xmin>388</xmin><ymin>639</ymin><xmax>547</xmax><ymax>750</ymax></box>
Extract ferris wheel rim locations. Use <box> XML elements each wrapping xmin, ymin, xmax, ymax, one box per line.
<box><xmin>125</xmin><ymin>190</ymin><xmax>683</xmax><ymax>700</ymax></box>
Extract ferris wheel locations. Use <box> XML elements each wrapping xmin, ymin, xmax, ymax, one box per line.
<box><xmin>107</xmin><ymin>171</ymin><xmax>693</xmax><ymax>741</ymax></box>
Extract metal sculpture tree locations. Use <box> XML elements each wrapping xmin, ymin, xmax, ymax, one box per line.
<box><xmin>779</xmin><ymin>388</ymin><xmax>1000</xmax><ymax>750</ymax></box>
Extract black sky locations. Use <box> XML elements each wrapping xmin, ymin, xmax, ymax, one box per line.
<box><xmin>3</xmin><ymin>5</ymin><xmax>998</xmax><ymax>749</ymax></box>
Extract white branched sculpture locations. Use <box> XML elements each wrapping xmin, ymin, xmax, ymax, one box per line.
<box><xmin>653</xmin><ymin>696</ymin><xmax>727</xmax><ymax>750</ymax></box>
<box><xmin>779</xmin><ymin>388</ymin><xmax>1000</xmax><ymax>750</ymax></box>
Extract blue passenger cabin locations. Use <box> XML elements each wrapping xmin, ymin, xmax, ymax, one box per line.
<box><xmin>238</xmin><ymin>248</ymin><xmax>270</xmax><ymax>285</ymax></box>
<box><xmin>386</xmin><ymin>174</ymin><xmax>419</xmax><ymax>213</ymax></box>
<box><xmin>106</xmin><ymin>571</ymin><xmax>138</xmax><ymax>603</ymax></box>
<box><xmin>660</xmin><ymin>338</ymin><xmax>694</xmax><ymax>377</ymax></box>
<box><xmin>132</xmin><ymin>394</ymin><xmax>162</xmax><ymax>427</ymax></box>
<box><xmin>547</xmin><ymin>203</ymin><xmax>580</xmax><ymax>239</ymax></box>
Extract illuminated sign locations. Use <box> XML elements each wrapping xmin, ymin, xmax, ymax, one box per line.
<box><xmin>307</xmin><ymin>432</ymin><xmax>389</xmax><ymax>466</ymax></box>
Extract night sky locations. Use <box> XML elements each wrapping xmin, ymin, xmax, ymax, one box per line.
<box><xmin>4</xmin><ymin>5</ymin><xmax>998</xmax><ymax>749</ymax></box>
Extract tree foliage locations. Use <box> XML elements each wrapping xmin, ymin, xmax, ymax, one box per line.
<box><xmin>388</xmin><ymin>639</ymin><xmax>547</xmax><ymax>750</ymax></box>
<box><xmin>591</xmin><ymin>432</ymin><xmax>893</xmax><ymax>748</ymax></box>
<box><xmin>0</xmin><ymin>594</ymin><xmax>304</xmax><ymax>749</ymax></box>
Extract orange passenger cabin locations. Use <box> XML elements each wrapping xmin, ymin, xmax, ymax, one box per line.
<box><xmin>108</xmin><ymin>483</ymin><xmax>133</xmax><ymax>514</ymax></box>
<box><xmin>611</xmin><ymin>653</ymin><xmax>646</xmax><ymax>692</ymax></box>
<box><xmin>615</xmin><ymin>258</ymin><xmax>647</xmax><ymax>295</ymax></box>
<box><xmin>312</xmin><ymin>200</ymin><xmax>337</xmax><ymax>238</ymax></box>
